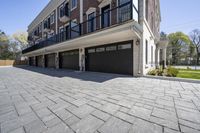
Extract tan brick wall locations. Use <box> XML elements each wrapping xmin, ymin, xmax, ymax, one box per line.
<box><xmin>0</xmin><ymin>60</ymin><xmax>28</xmax><ymax>66</ymax></box>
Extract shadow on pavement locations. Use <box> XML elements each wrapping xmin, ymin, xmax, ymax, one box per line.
<box><xmin>15</xmin><ymin>66</ymin><xmax>132</xmax><ymax>83</ymax></box>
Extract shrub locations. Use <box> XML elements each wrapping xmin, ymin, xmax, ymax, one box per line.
<box><xmin>157</xmin><ymin>69</ymin><xmax>163</xmax><ymax>76</ymax></box>
<box><xmin>166</xmin><ymin>66</ymin><xmax>179</xmax><ymax>77</ymax></box>
<box><xmin>148</xmin><ymin>69</ymin><xmax>163</xmax><ymax>76</ymax></box>
<box><xmin>148</xmin><ymin>69</ymin><xmax>157</xmax><ymax>76</ymax></box>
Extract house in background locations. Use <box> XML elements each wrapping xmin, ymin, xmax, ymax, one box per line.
<box><xmin>22</xmin><ymin>0</ymin><xmax>168</xmax><ymax>76</ymax></box>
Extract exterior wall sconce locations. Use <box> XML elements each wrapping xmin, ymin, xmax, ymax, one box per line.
<box><xmin>136</xmin><ymin>39</ymin><xmax>140</xmax><ymax>45</ymax></box>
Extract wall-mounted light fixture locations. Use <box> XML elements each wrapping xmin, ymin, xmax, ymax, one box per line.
<box><xmin>136</xmin><ymin>39</ymin><xmax>140</xmax><ymax>45</ymax></box>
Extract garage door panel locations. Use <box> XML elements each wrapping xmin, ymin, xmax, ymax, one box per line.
<box><xmin>45</xmin><ymin>54</ymin><xmax>56</xmax><ymax>68</ymax></box>
<box><xmin>59</xmin><ymin>50</ymin><xmax>79</xmax><ymax>70</ymax></box>
<box><xmin>29</xmin><ymin>57</ymin><xmax>35</xmax><ymax>66</ymax></box>
<box><xmin>36</xmin><ymin>55</ymin><xmax>43</xmax><ymax>67</ymax></box>
<box><xmin>86</xmin><ymin>41</ymin><xmax>133</xmax><ymax>75</ymax></box>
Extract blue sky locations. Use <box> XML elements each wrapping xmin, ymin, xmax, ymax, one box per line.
<box><xmin>160</xmin><ymin>0</ymin><xmax>200</xmax><ymax>34</ymax></box>
<box><xmin>0</xmin><ymin>0</ymin><xmax>200</xmax><ymax>35</ymax></box>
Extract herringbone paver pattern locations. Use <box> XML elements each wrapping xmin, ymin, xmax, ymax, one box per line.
<box><xmin>0</xmin><ymin>67</ymin><xmax>200</xmax><ymax>133</ymax></box>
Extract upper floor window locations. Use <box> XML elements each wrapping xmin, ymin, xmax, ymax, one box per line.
<box><xmin>145</xmin><ymin>0</ymin><xmax>148</xmax><ymax>21</ymax></box>
<box><xmin>50</xmin><ymin>13</ymin><xmax>55</xmax><ymax>24</ymax></box>
<box><xmin>44</xmin><ymin>18</ymin><xmax>50</xmax><ymax>29</ymax></box>
<box><xmin>145</xmin><ymin>40</ymin><xmax>148</xmax><ymax>64</ymax></box>
<box><xmin>39</xmin><ymin>23</ymin><xmax>42</xmax><ymax>32</ymax></box>
<box><xmin>88</xmin><ymin>12</ymin><xmax>96</xmax><ymax>33</ymax></box>
<box><xmin>151</xmin><ymin>12</ymin><xmax>154</xmax><ymax>32</ymax></box>
<box><xmin>60</xmin><ymin>3</ymin><xmax>69</xmax><ymax>18</ymax></box>
<box><xmin>71</xmin><ymin>0</ymin><xmax>77</xmax><ymax>10</ymax></box>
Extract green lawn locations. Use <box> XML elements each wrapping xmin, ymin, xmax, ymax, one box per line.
<box><xmin>177</xmin><ymin>69</ymin><xmax>200</xmax><ymax>80</ymax></box>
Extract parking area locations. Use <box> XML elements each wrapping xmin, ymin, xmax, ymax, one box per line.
<box><xmin>0</xmin><ymin>66</ymin><xmax>200</xmax><ymax>133</ymax></box>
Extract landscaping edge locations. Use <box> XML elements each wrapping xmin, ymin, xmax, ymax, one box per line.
<box><xmin>144</xmin><ymin>75</ymin><xmax>200</xmax><ymax>84</ymax></box>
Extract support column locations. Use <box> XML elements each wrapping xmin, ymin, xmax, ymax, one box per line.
<box><xmin>42</xmin><ymin>55</ymin><xmax>45</xmax><ymax>68</ymax></box>
<box><xmin>79</xmin><ymin>48</ymin><xmax>85</xmax><ymax>71</ymax></box>
<box><xmin>55</xmin><ymin>52</ymin><xmax>59</xmax><ymax>69</ymax></box>
<box><xmin>162</xmin><ymin>47</ymin><xmax>167</xmax><ymax>68</ymax></box>
<box><xmin>80</xmin><ymin>0</ymin><xmax>83</xmax><ymax>23</ymax></box>
<box><xmin>55</xmin><ymin>8</ymin><xmax>58</xmax><ymax>34</ymax></box>
<box><xmin>155</xmin><ymin>47</ymin><xmax>160</xmax><ymax>68</ymax></box>
<box><xmin>34</xmin><ymin>56</ymin><xmax>36</xmax><ymax>66</ymax></box>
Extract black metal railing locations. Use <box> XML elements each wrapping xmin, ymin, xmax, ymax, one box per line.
<box><xmin>22</xmin><ymin>1</ymin><xmax>138</xmax><ymax>54</ymax></box>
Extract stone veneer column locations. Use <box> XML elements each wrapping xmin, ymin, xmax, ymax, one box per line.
<box><xmin>79</xmin><ymin>48</ymin><xmax>85</xmax><ymax>71</ymax></box>
<box><xmin>162</xmin><ymin>47</ymin><xmax>167</xmax><ymax>68</ymax></box>
<box><xmin>42</xmin><ymin>55</ymin><xmax>45</xmax><ymax>68</ymax></box>
<box><xmin>155</xmin><ymin>47</ymin><xmax>160</xmax><ymax>68</ymax></box>
<box><xmin>55</xmin><ymin>52</ymin><xmax>59</xmax><ymax>69</ymax></box>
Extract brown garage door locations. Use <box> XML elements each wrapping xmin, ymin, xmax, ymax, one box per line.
<box><xmin>45</xmin><ymin>53</ymin><xmax>56</xmax><ymax>68</ymax></box>
<box><xmin>85</xmin><ymin>41</ymin><xmax>133</xmax><ymax>75</ymax></box>
<box><xmin>59</xmin><ymin>49</ymin><xmax>79</xmax><ymax>70</ymax></box>
<box><xmin>36</xmin><ymin>55</ymin><xmax>43</xmax><ymax>67</ymax></box>
<box><xmin>29</xmin><ymin>57</ymin><xmax>35</xmax><ymax>66</ymax></box>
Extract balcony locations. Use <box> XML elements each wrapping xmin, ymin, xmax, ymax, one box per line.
<box><xmin>43</xmin><ymin>27</ymin><xmax>51</xmax><ymax>33</ymax></box>
<box><xmin>60</xmin><ymin>16</ymin><xmax>70</xmax><ymax>23</ymax></box>
<box><xmin>23</xmin><ymin>1</ymin><xmax>139</xmax><ymax>54</ymax></box>
<box><xmin>59</xmin><ymin>4</ymin><xmax>70</xmax><ymax>23</ymax></box>
<box><xmin>43</xmin><ymin>21</ymin><xmax>51</xmax><ymax>33</ymax></box>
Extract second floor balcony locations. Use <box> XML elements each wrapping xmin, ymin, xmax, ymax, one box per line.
<box><xmin>23</xmin><ymin>1</ymin><xmax>139</xmax><ymax>54</ymax></box>
<box><xmin>59</xmin><ymin>3</ymin><xmax>70</xmax><ymax>23</ymax></box>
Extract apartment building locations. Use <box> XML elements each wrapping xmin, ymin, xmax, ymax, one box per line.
<box><xmin>22</xmin><ymin>0</ymin><xmax>168</xmax><ymax>76</ymax></box>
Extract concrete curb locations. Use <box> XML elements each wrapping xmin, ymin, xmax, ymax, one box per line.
<box><xmin>0</xmin><ymin>65</ymin><xmax>28</xmax><ymax>68</ymax></box>
<box><xmin>0</xmin><ymin>66</ymin><xmax>13</xmax><ymax>68</ymax></box>
<box><xmin>144</xmin><ymin>75</ymin><xmax>200</xmax><ymax>84</ymax></box>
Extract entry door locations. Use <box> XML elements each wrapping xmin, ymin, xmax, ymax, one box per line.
<box><xmin>88</xmin><ymin>12</ymin><xmax>95</xmax><ymax>33</ymax></box>
<box><xmin>65</xmin><ymin>25</ymin><xmax>70</xmax><ymax>40</ymax></box>
<box><xmin>101</xmin><ymin>5</ymin><xmax>110</xmax><ymax>28</ymax></box>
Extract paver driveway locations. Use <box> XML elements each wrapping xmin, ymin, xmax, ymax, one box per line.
<box><xmin>0</xmin><ymin>67</ymin><xmax>200</xmax><ymax>133</ymax></box>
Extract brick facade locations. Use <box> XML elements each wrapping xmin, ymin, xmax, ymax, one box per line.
<box><xmin>28</xmin><ymin>0</ymin><xmax>160</xmax><ymax>44</ymax></box>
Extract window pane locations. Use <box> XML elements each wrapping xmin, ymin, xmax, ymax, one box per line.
<box><xmin>146</xmin><ymin>40</ymin><xmax>148</xmax><ymax>64</ymax></box>
<box><xmin>88</xmin><ymin>12</ymin><xmax>95</xmax><ymax>33</ymax></box>
<box><xmin>96</xmin><ymin>47</ymin><xmax>105</xmax><ymax>52</ymax></box>
<box><xmin>106</xmin><ymin>46</ymin><xmax>117</xmax><ymax>51</ymax></box>
<box><xmin>88</xmin><ymin>49</ymin><xmax>95</xmax><ymax>53</ymax></box>
<box><xmin>118</xmin><ymin>44</ymin><xmax>131</xmax><ymax>50</ymax></box>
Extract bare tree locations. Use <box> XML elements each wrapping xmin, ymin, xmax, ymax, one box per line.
<box><xmin>190</xmin><ymin>29</ymin><xmax>200</xmax><ymax>65</ymax></box>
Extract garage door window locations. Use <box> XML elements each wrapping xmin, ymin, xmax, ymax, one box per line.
<box><xmin>106</xmin><ymin>46</ymin><xmax>117</xmax><ymax>51</ymax></box>
<box><xmin>88</xmin><ymin>49</ymin><xmax>95</xmax><ymax>53</ymax></box>
<box><xmin>96</xmin><ymin>47</ymin><xmax>105</xmax><ymax>52</ymax></box>
<box><xmin>118</xmin><ymin>44</ymin><xmax>131</xmax><ymax>50</ymax></box>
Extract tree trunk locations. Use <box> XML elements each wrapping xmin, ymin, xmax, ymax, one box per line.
<box><xmin>196</xmin><ymin>47</ymin><xmax>199</xmax><ymax>65</ymax></box>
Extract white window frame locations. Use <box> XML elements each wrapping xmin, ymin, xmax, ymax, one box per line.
<box><xmin>39</xmin><ymin>23</ymin><xmax>42</xmax><ymax>33</ymax></box>
<box><xmin>50</xmin><ymin>12</ymin><xmax>55</xmax><ymax>24</ymax></box>
<box><xmin>71</xmin><ymin>0</ymin><xmax>77</xmax><ymax>11</ymax></box>
<box><xmin>59</xmin><ymin>4</ymin><xmax>64</xmax><ymax>18</ymax></box>
<box><xmin>100</xmin><ymin>4</ymin><xmax>111</xmax><ymax>29</ymax></box>
<box><xmin>87</xmin><ymin>12</ymin><xmax>96</xmax><ymax>33</ymax></box>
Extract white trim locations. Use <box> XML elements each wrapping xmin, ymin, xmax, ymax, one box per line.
<box><xmin>50</xmin><ymin>12</ymin><xmax>55</xmax><ymax>24</ymax></box>
<box><xmin>71</xmin><ymin>0</ymin><xmax>77</xmax><ymax>11</ymax></box>
<box><xmin>28</xmin><ymin>0</ymin><xmax>68</xmax><ymax>33</ymax></box>
<box><xmin>80</xmin><ymin>0</ymin><xmax>83</xmax><ymax>23</ymax></box>
<box><xmin>98</xmin><ymin>0</ymin><xmax>112</xmax><ymax>8</ymax></box>
<box><xmin>86</xmin><ymin>7</ymin><xmax>96</xmax><ymax>15</ymax></box>
<box><xmin>55</xmin><ymin>8</ymin><xmax>58</xmax><ymax>34</ymax></box>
